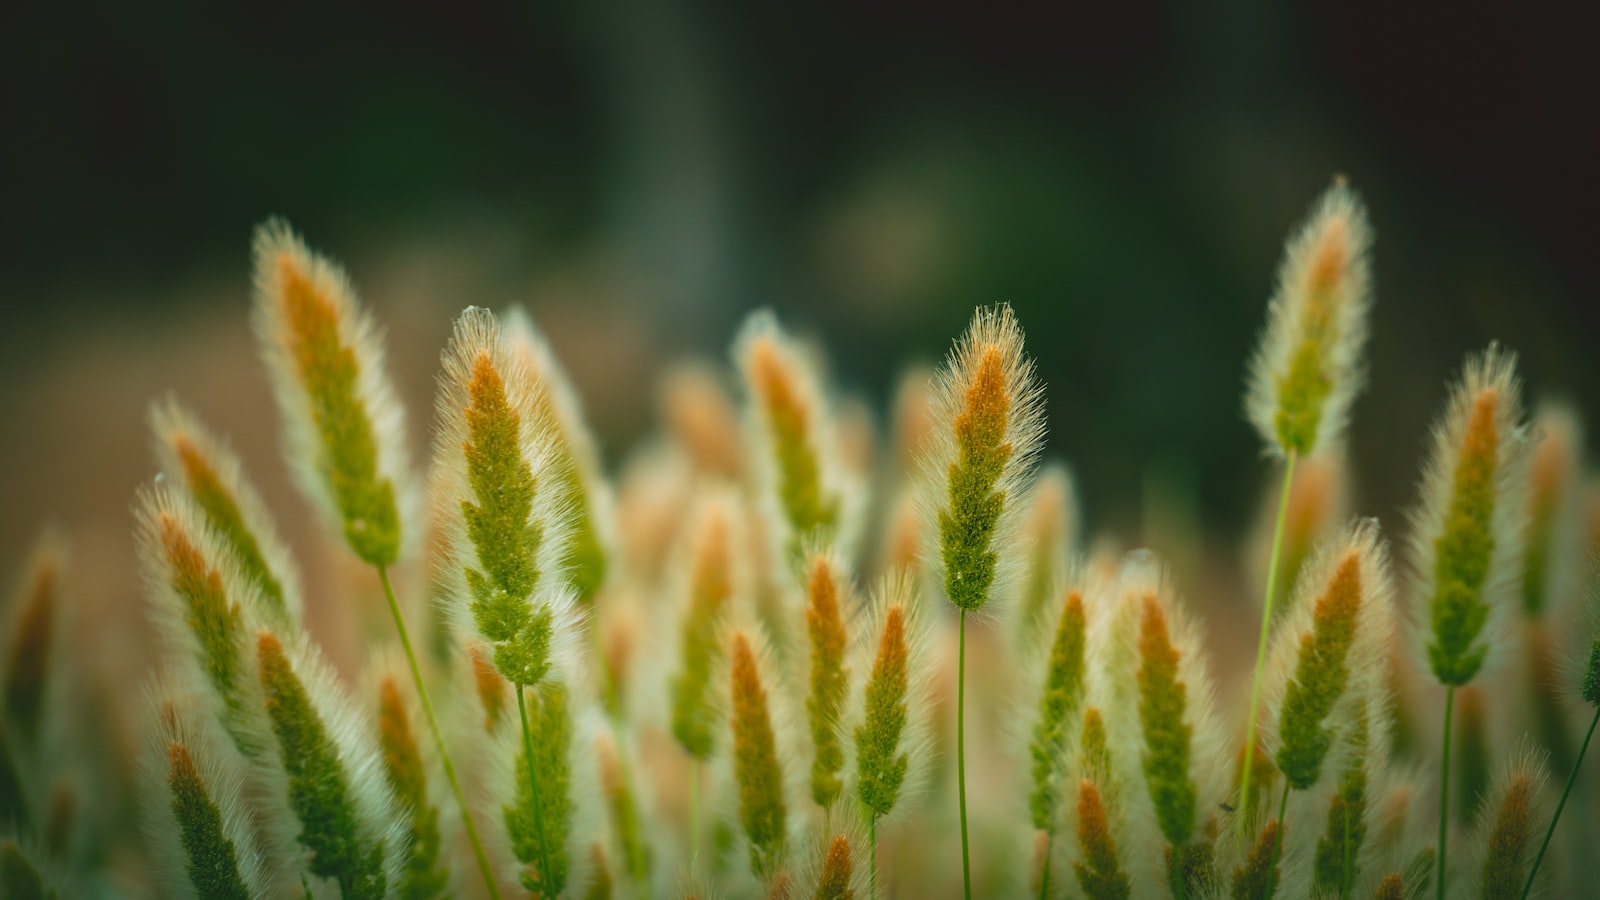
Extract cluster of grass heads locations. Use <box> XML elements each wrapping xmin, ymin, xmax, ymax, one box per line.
<box><xmin>4</xmin><ymin>180</ymin><xmax>1600</xmax><ymax>900</ymax></box>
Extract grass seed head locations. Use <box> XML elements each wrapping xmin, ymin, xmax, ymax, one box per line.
<box><xmin>671</xmin><ymin>496</ymin><xmax>739</xmax><ymax>760</ymax></box>
<box><xmin>1408</xmin><ymin>345</ymin><xmax>1529</xmax><ymax>688</ymax></box>
<box><xmin>729</xmin><ymin>628</ymin><xmax>790</xmax><ymax>883</ymax></box>
<box><xmin>735</xmin><ymin>311</ymin><xmax>850</xmax><ymax>563</ymax></box>
<box><xmin>1027</xmin><ymin>586</ymin><xmax>1088</xmax><ymax>832</ymax></box>
<box><xmin>1264</xmin><ymin>519</ymin><xmax>1394</xmax><ymax>791</ymax></box>
<box><xmin>250</xmin><ymin>217</ymin><xmax>414</xmax><ymax>566</ymax></box>
<box><xmin>1073</xmin><ymin>777</ymin><xmax>1132</xmax><ymax>900</ymax></box>
<box><xmin>802</xmin><ymin>554</ymin><xmax>852</xmax><ymax>809</ymax></box>
<box><xmin>503</xmin><ymin>306</ymin><xmax>615</xmax><ymax>604</ymax></box>
<box><xmin>503</xmin><ymin>679</ymin><xmax>578</xmax><ymax>897</ymax></box>
<box><xmin>921</xmin><ymin>303</ymin><xmax>1045</xmax><ymax>615</ymax></box>
<box><xmin>3</xmin><ymin>532</ymin><xmax>65</xmax><ymax>747</ymax></box>
<box><xmin>1246</xmin><ymin>178</ymin><xmax>1374</xmax><ymax>459</ymax></box>
<box><xmin>433</xmin><ymin>306</ymin><xmax>582</xmax><ymax>687</ymax></box>
<box><xmin>149</xmin><ymin>397</ymin><xmax>303</xmax><ymax>625</ymax></box>
<box><xmin>851</xmin><ymin>572</ymin><xmax>932</xmax><ymax>821</ymax></box>
<box><xmin>813</xmin><ymin>833</ymin><xmax>854</xmax><ymax>900</ymax></box>
<box><xmin>375</xmin><ymin>674</ymin><xmax>448</xmax><ymax>900</ymax></box>
<box><xmin>1469</xmin><ymin>738</ymin><xmax>1549</xmax><ymax>900</ymax></box>
<box><xmin>1519</xmin><ymin>401</ymin><xmax>1584</xmax><ymax>617</ymax></box>
<box><xmin>255</xmin><ymin>628</ymin><xmax>403</xmax><ymax>899</ymax></box>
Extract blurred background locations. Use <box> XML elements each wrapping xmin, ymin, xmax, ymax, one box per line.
<box><xmin>2</xmin><ymin>0</ymin><xmax>1596</xmax><ymax>619</ymax></box>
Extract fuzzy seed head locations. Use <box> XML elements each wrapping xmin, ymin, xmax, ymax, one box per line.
<box><xmin>671</xmin><ymin>501</ymin><xmax>735</xmax><ymax>759</ymax></box>
<box><xmin>3</xmin><ymin>533</ymin><xmax>63</xmax><ymax>745</ymax></box>
<box><xmin>1374</xmin><ymin>873</ymin><xmax>1405</xmax><ymax>900</ymax></box>
<box><xmin>1136</xmin><ymin>594</ymin><xmax>1197</xmax><ymax>846</ymax></box>
<box><xmin>150</xmin><ymin>397</ymin><xmax>302</xmax><ymax>624</ymax></box>
<box><xmin>815</xmin><ymin>834</ymin><xmax>854</xmax><ymax>900</ymax></box>
<box><xmin>1409</xmin><ymin>346</ymin><xmax>1529</xmax><ymax>687</ymax></box>
<box><xmin>1246</xmin><ymin>180</ymin><xmax>1373</xmax><ymax>458</ymax></box>
<box><xmin>434</xmin><ymin>307</ymin><xmax>579</xmax><ymax>688</ymax></box>
<box><xmin>594</xmin><ymin>732</ymin><xmax>650</xmax><ymax>886</ymax></box>
<box><xmin>251</xmin><ymin>218</ymin><xmax>413</xmax><ymax>566</ymax></box>
<box><xmin>505</xmin><ymin>680</ymin><xmax>575</xmax><ymax>897</ymax></box>
<box><xmin>736</xmin><ymin>312</ymin><xmax>847</xmax><ymax>560</ymax></box>
<box><xmin>503</xmin><ymin>307</ymin><xmax>613</xmax><ymax>603</ymax></box>
<box><xmin>1519</xmin><ymin>402</ymin><xmax>1583</xmax><ymax>617</ymax></box>
<box><xmin>1230</xmin><ymin>818</ymin><xmax>1282</xmax><ymax>900</ymax></box>
<box><xmin>854</xmin><ymin>603</ymin><xmax>910</xmax><ymax>817</ymax></box>
<box><xmin>377</xmin><ymin>677</ymin><xmax>447</xmax><ymax>900</ymax></box>
<box><xmin>803</xmin><ymin>556</ymin><xmax>850</xmax><ymax>808</ymax></box>
<box><xmin>1312</xmin><ymin>716</ymin><xmax>1370</xmax><ymax>896</ymax></box>
<box><xmin>923</xmin><ymin>304</ymin><xmax>1045</xmax><ymax>614</ymax></box>
<box><xmin>1269</xmin><ymin>520</ymin><xmax>1393</xmax><ymax>790</ymax></box>
<box><xmin>256</xmin><ymin>630</ymin><xmax>397</xmax><ymax>899</ymax></box>
<box><xmin>1028</xmin><ymin>588</ymin><xmax>1088</xmax><ymax>831</ymax></box>
<box><xmin>1472</xmin><ymin>740</ymin><xmax>1549</xmax><ymax>900</ymax></box>
<box><xmin>730</xmin><ymin>630</ymin><xmax>788</xmax><ymax>881</ymax></box>
<box><xmin>1073</xmin><ymin>779</ymin><xmax>1131</xmax><ymax>900</ymax></box>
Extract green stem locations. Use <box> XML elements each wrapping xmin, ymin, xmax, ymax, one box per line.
<box><xmin>377</xmin><ymin>566</ymin><xmax>502</xmax><ymax>900</ymax></box>
<box><xmin>1269</xmin><ymin>783</ymin><xmax>1290</xmax><ymax>898</ymax></box>
<box><xmin>1037</xmin><ymin>836</ymin><xmax>1051</xmax><ymax>900</ymax></box>
<box><xmin>870</xmin><ymin>812</ymin><xmax>878</xmax><ymax>900</ymax></box>
<box><xmin>958</xmin><ymin>608</ymin><xmax>972</xmax><ymax>900</ymax></box>
<box><xmin>1520</xmin><ymin>705</ymin><xmax>1599</xmax><ymax>899</ymax></box>
<box><xmin>1437</xmin><ymin>686</ymin><xmax>1455</xmax><ymax>900</ymax></box>
<box><xmin>1240</xmin><ymin>452</ymin><xmax>1297</xmax><ymax>827</ymax></box>
<box><xmin>517</xmin><ymin>685</ymin><xmax>555</xmax><ymax>900</ymax></box>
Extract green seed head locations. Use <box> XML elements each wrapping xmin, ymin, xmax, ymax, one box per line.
<box><xmin>1028</xmin><ymin>589</ymin><xmax>1088</xmax><ymax>831</ymax></box>
<box><xmin>803</xmin><ymin>556</ymin><xmax>850</xmax><ymax>808</ymax></box>
<box><xmin>729</xmin><ymin>631</ymin><xmax>788</xmax><ymax>882</ymax></box>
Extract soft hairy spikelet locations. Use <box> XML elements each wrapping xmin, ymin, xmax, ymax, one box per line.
<box><xmin>1264</xmin><ymin>519</ymin><xmax>1393</xmax><ymax>791</ymax></box>
<box><xmin>1027</xmin><ymin>585</ymin><xmax>1089</xmax><ymax>832</ymax></box>
<box><xmin>375</xmin><ymin>674</ymin><xmax>447</xmax><ymax>900</ymax></box>
<box><xmin>1407</xmin><ymin>345</ymin><xmax>1529</xmax><ymax>687</ymax></box>
<box><xmin>671</xmin><ymin>498</ymin><xmax>737</xmax><ymax>759</ymax></box>
<box><xmin>729</xmin><ymin>629</ymin><xmax>790</xmax><ymax>883</ymax></box>
<box><xmin>505</xmin><ymin>679</ymin><xmax>576</xmax><ymax>897</ymax></box>
<box><xmin>3</xmin><ymin>531</ymin><xmax>64</xmax><ymax>746</ymax></box>
<box><xmin>1311</xmin><ymin>713</ymin><xmax>1372</xmax><ymax>897</ymax></box>
<box><xmin>662</xmin><ymin>362</ymin><xmax>745</xmax><ymax>480</ymax></box>
<box><xmin>1100</xmin><ymin>552</ymin><xmax>1224</xmax><ymax>898</ymax></box>
<box><xmin>735</xmin><ymin>311</ymin><xmax>848</xmax><ymax>561</ymax></box>
<box><xmin>1519</xmin><ymin>401</ymin><xmax>1583</xmax><ymax>617</ymax></box>
<box><xmin>1468</xmin><ymin>738</ymin><xmax>1549</xmax><ymax>900</ymax></box>
<box><xmin>921</xmin><ymin>303</ymin><xmax>1046</xmax><ymax>614</ymax></box>
<box><xmin>1372</xmin><ymin>873</ymin><xmax>1405</xmax><ymax>900</ymax></box>
<box><xmin>1246</xmin><ymin>179</ymin><xmax>1374</xmax><ymax>458</ymax></box>
<box><xmin>802</xmin><ymin>554</ymin><xmax>851</xmax><ymax>809</ymax></box>
<box><xmin>433</xmin><ymin>306</ymin><xmax>580</xmax><ymax>687</ymax></box>
<box><xmin>503</xmin><ymin>307</ymin><xmax>615</xmax><ymax>603</ymax></box>
<box><xmin>852</xmin><ymin>572</ymin><xmax>931</xmax><ymax>820</ymax></box>
<box><xmin>139</xmin><ymin>687</ymin><xmax>270</xmax><ymax>900</ymax></box>
<box><xmin>1229</xmin><ymin>818</ymin><xmax>1282</xmax><ymax>900</ymax></box>
<box><xmin>1073</xmin><ymin>778</ymin><xmax>1131</xmax><ymax>900</ymax></box>
<box><xmin>251</xmin><ymin>217</ymin><xmax>414</xmax><ymax>566</ymax></box>
<box><xmin>256</xmin><ymin>629</ymin><xmax>403</xmax><ymax>900</ymax></box>
<box><xmin>149</xmin><ymin>396</ymin><xmax>303</xmax><ymax>624</ymax></box>
<box><xmin>595</xmin><ymin>730</ymin><xmax>651</xmax><ymax>886</ymax></box>
<box><xmin>814</xmin><ymin>833</ymin><xmax>854</xmax><ymax>900</ymax></box>
<box><xmin>1014</xmin><ymin>464</ymin><xmax>1080</xmax><ymax>635</ymax></box>
<box><xmin>135</xmin><ymin>485</ymin><xmax>272</xmax><ymax>758</ymax></box>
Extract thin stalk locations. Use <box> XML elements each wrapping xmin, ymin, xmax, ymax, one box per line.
<box><xmin>1269</xmin><ymin>783</ymin><xmax>1290</xmax><ymax>898</ymax></box>
<box><xmin>958</xmin><ymin>609</ymin><xmax>972</xmax><ymax>900</ymax></box>
<box><xmin>1037</xmin><ymin>837</ymin><xmax>1051</xmax><ymax>900</ymax></box>
<box><xmin>517</xmin><ymin>685</ymin><xmax>555</xmax><ymax>900</ymax></box>
<box><xmin>870</xmin><ymin>812</ymin><xmax>878</xmax><ymax>900</ymax></box>
<box><xmin>1520</xmin><ymin>706</ymin><xmax>1600</xmax><ymax>899</ymax></box>
<box><xmin>1437</xmin><ymin>686</ymin><xmax>1455</xmax><ymax>900</ymax></box>
<box><xmin>377</xmin><ymin>566</ymin><xmax>501</xmax><ymax>900</ymax></box>
<box><xmin>1240</xmin><ymin>451</ymin><xmax>1297</xmax><ymax>824</ymax></box>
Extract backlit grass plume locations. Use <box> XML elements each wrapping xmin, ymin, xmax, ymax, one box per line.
<box><xmin>1240</xmin><ymin>179</ymin><xmax>1375</xmax><ymax>831</ymax></box>
<box><xmin>3</xmin><ymin>532</ymin><xmax>65</xmax><ymax>752</ymax></box>
<box><xmin>1013</xmin><ymin>465</ymin><xmax>1079</xmax><ymax>640</ymax></box>
<box><xmin>671</xmin><ymin>497</ymin><xmax>738</xmax><ymax>762</ymax></box>
<box><xmin>1258</xmin><ymin>519</ymin><xmax>1393</xmax><ymax>886</ymax></box>
<box><xmin>728</xmin><ymin>627</ymin><xmax>792</xmax><ymax>886</ymax></box>
<box><xmin>1070</xmin><ymin>707</ymin><xmax>1133</xmax><ymax>900</ymax></box>
<box><xmin>374</xmin><ymin>671</ymin><xmax>448</xmax><ymax>899</ymax></box>
<box><xmin>1023</xmin><ymin>580</ymin><xmax>1088</xmax><ymax>900</ymax></box>
<box><xmin>149</xmin><ymin>397</ymin><xmax>303</xmax><ymax>625</ymax></box>
<box><xmin>500</xmin><ymin>679</ymin><xmax>578</xmax><ymax>898</ymax></box>
<box><xmin>139</xmin><ymin>688</ymin><xmax>270</xmax><ymax>900</ymax></box>
<box><xmin>1405</xmin><ymin>345</ymin><xmax>1529</xmax><ymax>900</ymax></box>
<box><xmin>504</xmin><ymin>307</ymin><xmax>615</xmax><ymax>603</ymax></box>
<box><xmin>919</xmin><ymin>303</ymin><xmax>1044</xmax><ymax>900</ymax></box>
<box><xmin>735</xmin><ymin>311</ymin><xmax>850</xmax><ymax>562</ymax></box>
<box><xmin>851</xmin><ymin>573</ymin><xmax>931</xmax><ymax>897</ymax></box>
<box><xmin>255</xmin><ymin>627</ymin><xmax>403</xmax><ymax>899</ymax></box>
<box><xmin>1468</xmin><ymin>740</ymin><xmax>1548</xmax><ymax>900</ymax></box>
<box><xmin>135</xmin><ymin>485</ymin><xmax>274</xmax><ymax>759</ymax></box>
<box><xmin>802</xmin><ymin>554</ymin><xmax>852</xmax><ymax>811</ymax></box>
<box><xmin>251</xmin><ymin>217</ymin><xmax>415</xmax><ymax>567</ymax></box>
<box><xmin>1104</xmin><ymin>553</ymin><xmax>1225</xmax><ymax>900</ymax></box>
